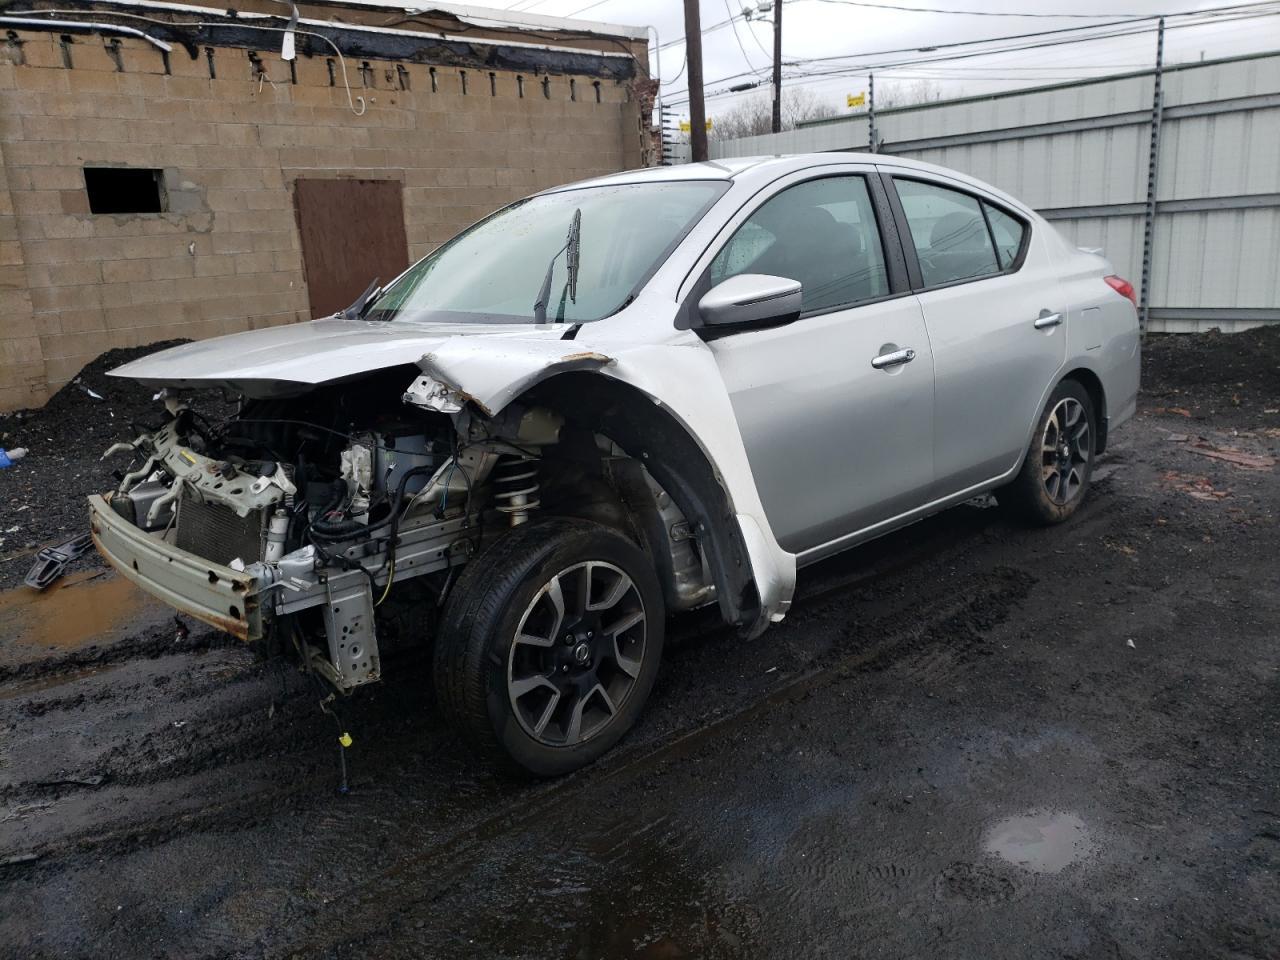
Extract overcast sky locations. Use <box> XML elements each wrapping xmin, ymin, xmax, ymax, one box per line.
<box><xmin>487</xmin><ymin>0</ymin><xmax>1280</xmax><ymax>121</ymax></box>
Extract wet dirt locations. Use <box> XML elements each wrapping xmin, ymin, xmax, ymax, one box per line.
<box><xmin>0</xmin><ymin>330</ymin><xmax>1277</xmax><ymax>959</ymax></box>
<box><xmin>0</xmin><ymin>571</ymin><xmax>145</xmax><ymax>653</ymax></box>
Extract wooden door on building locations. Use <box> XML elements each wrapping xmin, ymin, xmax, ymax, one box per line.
<box><xmin>293</xmin><ymin>178</ymin><xmax>411</xmax><ymax>318</ymax></box>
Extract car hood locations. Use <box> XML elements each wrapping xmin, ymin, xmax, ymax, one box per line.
<box><xmin>108</xmin><ymin>318</ymin><xmax>574</xmax><ymax>397</ymax></box>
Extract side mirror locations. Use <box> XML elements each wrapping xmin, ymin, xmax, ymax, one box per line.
<box><xmin>697</xmin><ymin>274</ymin><xmax>802</xmax><ymax>329</ymax></box>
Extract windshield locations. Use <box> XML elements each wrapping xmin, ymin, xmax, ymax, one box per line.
<box><xmin>365</xmin><ymin>180</ymin><xmax>726</xmax><ymax>325</ymax></box>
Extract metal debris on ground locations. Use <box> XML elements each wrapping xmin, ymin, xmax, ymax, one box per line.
<box><xmin>24</xmin><ymin>533</ymin><xmax>94</xmax><ymax>590</ymax></box>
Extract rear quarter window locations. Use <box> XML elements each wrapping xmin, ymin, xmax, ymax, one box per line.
<box><xmin>982</xmin><ymin>202</ymin><xmax>1027</xmax><ymax>269</ymax></box>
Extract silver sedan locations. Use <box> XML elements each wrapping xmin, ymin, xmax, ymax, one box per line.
<box><xmin>98</xmin><ymin>154</ymin><xmax>1141</xmax><ymax>775</ymax></box>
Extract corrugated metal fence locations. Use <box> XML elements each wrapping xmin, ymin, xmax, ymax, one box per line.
<box><xmin>709</xmin><ymin>51</ymin><xmax>1280</xmax><ymax>333</ymax></box>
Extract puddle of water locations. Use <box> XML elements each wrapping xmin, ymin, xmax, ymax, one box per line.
<box><xmin>0</xmin><ymin>571</ymin><xmax>145</xmax><ymax>652</ymax></box>
<box><xmin>984</xmin><ymin>811</ymin><xmax>1093</xmax><ymax>874</ymax></box>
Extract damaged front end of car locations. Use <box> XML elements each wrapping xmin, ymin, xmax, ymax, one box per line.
<box><xmin>89</xmin><ymin>343</ymin><xmax>729</xmax><ymax>698</ymax></box>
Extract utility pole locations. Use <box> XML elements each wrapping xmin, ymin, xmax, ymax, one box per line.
<box><xmin>771</xmin><ymin>0</ymin><xmax>783</xmax><ymax>133</ymax></box>
<box><xmin>683</xmin><ymin>0</ymin><xmax>708</xmax><ymax>162</ymax></box>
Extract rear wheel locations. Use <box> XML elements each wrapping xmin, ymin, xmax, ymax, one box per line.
<box><xmin>1000</xmin><ymin>379</ymin><xmax>1096</xmax><ymax>525</ymax></box>
<box><xmin>433</xmin><ymin>518</ymin><xmax>664</xmax><ymax>777</ymax></box>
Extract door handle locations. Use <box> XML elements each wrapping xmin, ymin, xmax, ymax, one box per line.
<box><xmin>1034</xmin><ymin>312</ymin><xmax>1063</xmax><ymax>329</ymax></box>
<box><xmin>871</xmin><ymin>347</ymin><xmax>916</xmax><ymax>369</ymax></box>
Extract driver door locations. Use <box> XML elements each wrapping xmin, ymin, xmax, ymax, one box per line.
<box><xmin>698</xmin><ymin>172</ymin><xmax>935</xmax><ymax>558</ymax></box>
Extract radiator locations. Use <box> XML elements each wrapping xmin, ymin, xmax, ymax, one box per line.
<box><xmin>175</xmin><ymin>494</ymin><xmax>268</xmax><ymax>566</ymax></box>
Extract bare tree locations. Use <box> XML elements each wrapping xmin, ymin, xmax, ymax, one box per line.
<box><xmin>874</xmin><ymin>79</ymin><xmax>944</xmax><ymax>111</ymax></box>
<box><xmin>708</xmin><ymin>87</ymin><xmax>841</xmax><ymax>140</ymax></box>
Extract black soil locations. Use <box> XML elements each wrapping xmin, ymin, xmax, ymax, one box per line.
<box><xmin>0</xmin><ymin>341</ymin><xmax>230</xmax><ymax>587</ymax></box>
<box><xmin>1142</xmin><ymin>323</ymin><xmax>1280</xmax><ymax>425</ymax></box>
<box><xmin>0</xmin><ymin>329</ymin><xmax>1277</xmax><ymax>959</ymax></box>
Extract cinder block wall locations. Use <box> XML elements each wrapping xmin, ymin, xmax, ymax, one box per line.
<box><xmin>0</xmin><ymin>30</ymin><xmax>644</xmax><ymax>411</ymax></box>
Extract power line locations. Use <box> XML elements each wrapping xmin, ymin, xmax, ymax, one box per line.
<box><xmin>664</xmin><ymin>5</ymin><xmax>1279</xmax><ymax>105</ymax></box>
<box><xmin>804</xmin><ymin>0</ymin><xmax>1164</xmax><ymax>18</ymax></box>
<box><xmin>723</xmin><ymin>0</ymin><xmax>768</xmax><ymax>75</ymax></box>
<box><xmin>668</xmin><ymin>3</ymin><xmax>1278</xmax><ymax>93</ymax></box>
<box><xmin>564</xmin><ymin>0</ymin><xmax>618</xmax><ymax>17</ymax></box>
<box><xmin>785</xmin><ymin>7</ymin><xmax>1277</xmax><ymax>78</ymax></box>
<box><xmin>657</xmin><ymin>0</ymin><xmax>1278</xmax><ymax>52</ymax></box>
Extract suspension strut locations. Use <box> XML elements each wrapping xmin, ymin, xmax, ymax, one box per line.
<box><xmin>493</xmin><ymin>454</ymin><xmax>540</xmax><ymax>526</ymax></box>
<box><xmin>491</xmin><ymin>455</ymin><xmax>542</xmax><ymax>529</ymax></box>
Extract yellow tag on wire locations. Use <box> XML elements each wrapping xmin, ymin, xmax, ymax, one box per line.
<box><xmin>339</xmin><ymin>732</ymin><xmax>353</xmax><ymax>748</ymax></box>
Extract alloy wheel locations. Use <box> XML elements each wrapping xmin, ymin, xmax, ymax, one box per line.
<box><xmin>506</xmin><ymin>561</ymin><xmax>647</xmax><ymax>747</ymax></box>
<box><xmin>1041</xmin><ymin>397</ymin><xmax>1091</xmax><ymax>505</ymax></box>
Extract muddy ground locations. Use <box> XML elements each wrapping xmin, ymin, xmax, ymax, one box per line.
<box><xmin>0</xmin><ymin>330</ymin><xmax>1278</xmax><ymax>959</ymax></box>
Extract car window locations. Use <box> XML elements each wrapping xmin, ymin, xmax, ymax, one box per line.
<box><xmin>894</xmin><ymin>179</ymin><xmax>1001</xmax><ymax>287</ymax></box>
<box><xmin>709</xmin><ymin>176</ymin><xmax>889</xmax><ymax>314</ymax></box>
<box><xmin>983</xmin><ymin>201</ymin><xmax>1026</xmax><ymax>268</ymax></box>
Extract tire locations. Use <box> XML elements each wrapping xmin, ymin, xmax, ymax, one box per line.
<box><xmin>433</xmin><ymin>517</ymin><xmax>665</xmax><ymax>777</ymax></box>
<box><xmin>1000</xmin><ymin>379</ymin><xmax>1097</xmax><ymax>525</ymax></box>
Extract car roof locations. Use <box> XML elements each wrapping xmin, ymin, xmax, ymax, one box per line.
<box><xmin>546</xmin><ymin>153</ymin><xmax>954</xmax><ymax>190</ymax></box>
<box><xmin>542</xmin><ymin>153</ymin><xmax>1034</xmax><ymax>217</ymax></box>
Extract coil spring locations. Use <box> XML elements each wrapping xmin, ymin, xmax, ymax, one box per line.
<box><xmin>493</xmin><ymin>454</ymin><xmax>540</xmax><ymax>526</ymax></box>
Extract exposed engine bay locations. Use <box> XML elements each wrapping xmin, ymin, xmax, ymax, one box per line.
<box><xmin>95</xmin><ymin>365</ymin><xmax>714</xmax><ymax>695</ymax></box>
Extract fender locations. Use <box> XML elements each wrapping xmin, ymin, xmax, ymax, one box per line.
<box><xmin>402</xmin><ymin>333</ymin><xmax>799</xmax><ymax>633</ymax></box>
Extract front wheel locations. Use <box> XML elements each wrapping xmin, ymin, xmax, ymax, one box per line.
<box><xmin>433</xmin><ymin>518</ymin><xmax>664</xmax><ymax>777</ymax></box>
<box><xmin>1000</xmin><ymin>379</ymin><xmax>1096</xmax><ymax>525</ymax></box>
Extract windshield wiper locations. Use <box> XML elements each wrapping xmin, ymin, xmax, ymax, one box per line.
<box><xmin>533</xmin><ymin>208</ymin><xmax>581</xmax><ymax>324</ymax></box>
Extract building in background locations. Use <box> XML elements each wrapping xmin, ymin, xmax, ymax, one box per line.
<box><xmin>0</xmin><ymin>0</ymin><xmax>653</xmax><ymax>411</ymax></box>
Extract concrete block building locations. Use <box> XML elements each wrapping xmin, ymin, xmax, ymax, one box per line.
<box><xmin>0</xmin><ymin>0</ymin><xmax>653</xmax><ymax>411</ymax></box>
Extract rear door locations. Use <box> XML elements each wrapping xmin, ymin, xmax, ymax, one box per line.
<box><xmin>693</xmin><ymin>170</ymin><xmax>935</xmax><ymax>556</ymax></box>
<box><xmin>883</xmin><ymin>173</ymin><xmax>1066</xmax><ymax>496</ymax></box>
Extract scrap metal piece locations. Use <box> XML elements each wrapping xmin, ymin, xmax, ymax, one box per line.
<box><xmin>24</xmin><ymin>533</ymin><xmax>94</xmax><ymax>591</ymax></box>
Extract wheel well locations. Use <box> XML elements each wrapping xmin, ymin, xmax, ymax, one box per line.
<box><xmin>1063</xmin><ymin>368</ymin><xmax>1107</xmax><ymax>453</ymax></box>
<box><xmin>514</xmin><ymin>371</ymin><xmax>760</xmax><ymax>629</ymax></box>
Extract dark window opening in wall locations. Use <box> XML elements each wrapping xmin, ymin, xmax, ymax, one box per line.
<box><xmin>541</xmin><ymin>76</ymin><xmax>550</xmax><ymax>99</ymax></box>
<box><xmin>326</xmin><ymin>58</ymin><xmax>336</xmax><ymax>86</ymax></box>
<box><xmin>517</xmin><ymin>75</ymin><xmax>524</xmax><ymax>98</ymax></box>
<box><xmin>570</xmin><ymin>77</ymin><xmax>577</xmax><ymax>101</ymax></box>
<box><xmin>489</xmin><ymin>71</ymin><xmax>496</xmax><ymax>96</ymax></box>
<box><xmin>396</xmin><ymin>63</ymin><xmax>409</xmax><ymax>90</ymax></box>
<box><xmin>84</xmin><ymin>167</ymin><xmax>166</xmax><ymax>215</ymax></box>
<box><xmin>204</xmin><ymin>45</ymin><xmax>216</xmax><ymax>78</ymax></box>
<box><xmin>58</xmin><ymin>35</ymin><xmax>73</xmax><ymax>69</ymax></box>
<box><xmin>430</xmin><ymin>66</ymin><xmax>437</xmax><ymax>92</ymax></box>
<box><xmin>288</xmin><ymin>58</ymin><xmax>297</xmax><ymax>84</ymax></box>
<box><xmin>460</xmin><ymin>70</ymin><xmax>467</xmax><ymax>94</ymax></box>
<box><xmin>593</xmin><ymin>80</ymin><xmax>601</xmax><ymax>103</ymax></box>
<box><xmin>359</xmin><ymin>61</ymin><xmax>374</xmax><ymax>87</ymax></box>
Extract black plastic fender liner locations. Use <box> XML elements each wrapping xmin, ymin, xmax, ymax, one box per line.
<box><xmin>524</xmin><ymin>372</ymin><xmax>761</xmax><ymax>630</ymax></box>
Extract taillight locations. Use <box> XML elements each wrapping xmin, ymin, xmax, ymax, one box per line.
<box><xmin>1105</xmin><ymin>275</ymin><xmax>1137</xmax><ymax>308</ymax></box>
